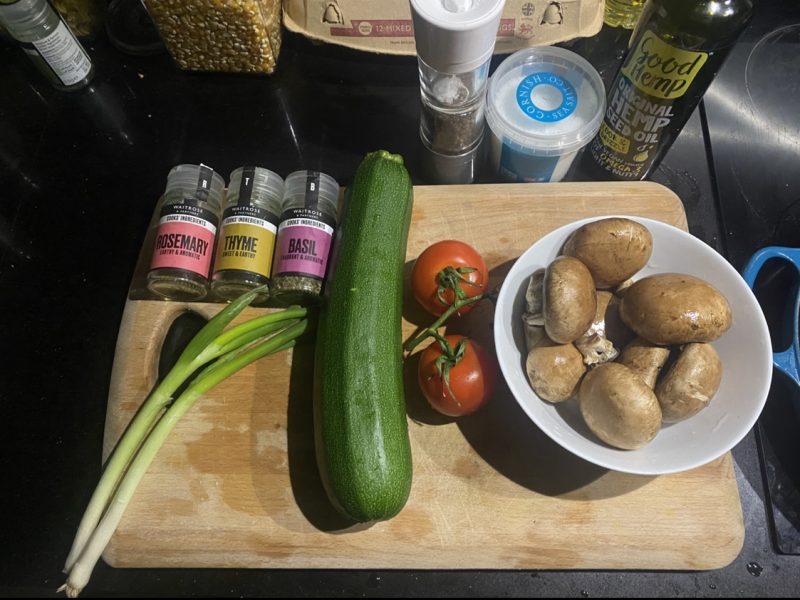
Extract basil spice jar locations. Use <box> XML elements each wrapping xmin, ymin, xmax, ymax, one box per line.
<box><xmin>210</xmin><ymin>166</ymin><xmax>283</xmax><ymax>302</ymax></box>
<box><xmin>146</xmin><ymin>164</ymin><xmax>224</xmax><ymax>300</ymax></box>
<box><xmin>271</xmin><ymin>170</ymin><xmax>340</xmax><ymax>305</ymax></box>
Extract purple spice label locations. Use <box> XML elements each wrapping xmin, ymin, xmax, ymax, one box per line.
<box><xmin>272</xmin><ymin>217</ymin><xmax>334</xmax><ymax>280</ymax></box>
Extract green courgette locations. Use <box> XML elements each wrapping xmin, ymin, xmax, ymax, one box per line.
<box><xmin>314</xmin><ymin>150</ymin><xmax>414</xmax><ymax>522</ymax></box>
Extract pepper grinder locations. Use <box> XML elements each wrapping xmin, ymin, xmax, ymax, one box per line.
<box><xmin>410</xmin><ymin>0</ymin><xmax>505</xmax><ymax>184</ymax></box>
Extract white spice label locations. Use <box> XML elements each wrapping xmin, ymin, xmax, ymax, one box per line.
<box><xmin>31</xmin><ymin>20</ymin><xmax>91</xmax><ymax>86</ymax></box>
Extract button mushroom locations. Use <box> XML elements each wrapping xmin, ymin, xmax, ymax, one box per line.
<box><xmin>575</xmin><ymin>290</ymin><xmax>619</xmax><ymax>366</ymax></box>
<box><xmin>618</xmin><ymin>337</ymin><xmax>671</xmax><ymax>389</ymax></box>
<box><xmin>579</xmin><ymin>362</ymin><xmax>662</xmax><ymax>450</ymax></box>
<box><xmin>543</xmin><ymin>256</ymin><xmax>596</xmax><ymax>344</ymax></box>
<box><xmin>619</xmin><ymin>273</ymin><xmax>732</xmax><ymax>345</ymax></box>
<box><xmin>656</xmin><ymin>343</ymin><xmax>722</xmax><ymax>422</ymax></box>
<box><xmin>521</xmin><ymin>268</ymin><xmax>546</xmax><ymax>351</ymax></box>
<box><xmin>562</xmin><ymin>218</ymin><xmax>653</xmax><ymax>289</ymax></box>
<box><xmin>526</xmin><ymin>340</ymin><xmax>586</xmax><ymax>403</ymax></box>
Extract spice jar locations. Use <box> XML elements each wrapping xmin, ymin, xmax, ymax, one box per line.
<box><xmin>271</xmin><ymin>170</ymin><xmax>340</xmax><ymax>306</ymax></box>
<box><xmin>210</xmin><ymin>166</ymin><xmax>283</xmax><ymax>303</ymax></box>
<box><xmin>146</xmin><ymin>164</ymin><xmax>224</xmax><ymax>301</ymax></box>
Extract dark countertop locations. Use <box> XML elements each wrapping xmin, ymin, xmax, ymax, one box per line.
<box><xmin>2</xmin><ymin>1</ymin><xmax>800</xmax><ymax>596</ymax></box>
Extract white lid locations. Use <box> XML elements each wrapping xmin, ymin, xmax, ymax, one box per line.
<box><xmin>485</xmin><ymin>46</ymin><xmax>606</xmax><ymax>157</ymax></box>
<box><xmin>410</xmin><ymin>0</ymin><xmax>506</xmax><ymax>74</ymax></box>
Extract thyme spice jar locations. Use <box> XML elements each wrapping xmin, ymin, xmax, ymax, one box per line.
<box><xmin>146</xmin><ymin>164</ymin><xmax>224</xmax><ymax>300</ymax></box>
<box><xmin>271</xmin><ymin>170</ymin><xmax>340</xmax><ymax>305</ymax></box>
<box><xmin>210</xmin><ymin>166</ymin><xmax>283</xmax><ymax>302</ymax></box>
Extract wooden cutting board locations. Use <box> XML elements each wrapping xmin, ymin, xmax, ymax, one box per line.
<box><xmin>103</xmin><ymin>182</ymin><xmax>744</xmax><ymax>570</ymax></box>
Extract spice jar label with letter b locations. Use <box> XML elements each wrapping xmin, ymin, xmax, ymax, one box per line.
<box><xmin>271</xmin><ymin>169</ymin><xmax>339</xmax><ymax>304</ymax></box>
<box><xmin>273</xmin><ymin>173</ymin><xmax>336</xmax><ymax>280</ymax></box>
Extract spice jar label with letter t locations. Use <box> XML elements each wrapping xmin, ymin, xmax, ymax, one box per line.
<box><xmin>150</xmin><ymin>201</ymin><xmax>218</xmax><ymax>277</ymax></box>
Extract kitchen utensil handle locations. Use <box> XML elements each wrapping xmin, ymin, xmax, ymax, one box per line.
<box><xmin>742</xmin><ymin>246</ymin><xmax>800</xmax><ymax>387</ymax></box>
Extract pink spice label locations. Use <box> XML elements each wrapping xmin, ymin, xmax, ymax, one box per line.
<box><xmin>273</xmin><ymin>220</ymin><xmax>333</xmax><ymax>279</ymax></box>
<box><xmin>150</xmin><ymin>218</ymin><xmax>217</xmax><ymax>277</ymax></box>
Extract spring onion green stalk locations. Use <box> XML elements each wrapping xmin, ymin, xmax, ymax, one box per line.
<box><xmin>61</xmin><ymin>287</ymin><xmax>310</xmax><ymax>597</ymax></box>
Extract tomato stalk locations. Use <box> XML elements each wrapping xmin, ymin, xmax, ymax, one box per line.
<box><xmin>426</xmin><ymin>333</ymin><xmax>468</xmax><ymax>405</ymax></box>
<box><xmin>404</xmin><ymin>293</ymin><xmax>486</xmax><ymax>353</ymax></box>
<box><xmin>435</xmin><ymin>266</ymin><xmax>479</xmax><ymax>307</ymax></box>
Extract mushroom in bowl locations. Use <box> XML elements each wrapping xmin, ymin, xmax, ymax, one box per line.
<box><xmin>493</xmin><ymin>216</ymin><xmax>772</xmax><ymax>476</ymax></box>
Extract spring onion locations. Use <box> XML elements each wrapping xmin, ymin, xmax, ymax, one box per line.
<box><xmin>60</xmin><ymin>286</ymin><xmax>310</xmax><ymax>597</ymax></box>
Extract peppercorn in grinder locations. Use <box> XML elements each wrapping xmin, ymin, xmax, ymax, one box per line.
<box><xmin>411</xmin><ymin>0</ymin><xmax>506</xmax><ymax>184</ymax></box>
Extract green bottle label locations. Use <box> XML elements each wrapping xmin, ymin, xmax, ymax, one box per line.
<box><xmin>590</xmin><ymin>31</ymin><xmax>709</xmax><ymax>179</ymax></box>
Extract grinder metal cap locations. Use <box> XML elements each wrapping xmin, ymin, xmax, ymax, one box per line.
<box><xmin>410</xmin><ymin>0</ymin><xmax>506</xmax><ymax>73</ymax></box>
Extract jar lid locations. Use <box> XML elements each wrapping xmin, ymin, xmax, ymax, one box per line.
<box><xmin>282</xmin><ymin>170</ymin><xmax>340</xmax><ymax>217</ymax></box>
<box><xmin>229</xmin><ymin>166</ymin><xmax>284</xmax><ymax>205</ymax></box>
<box><xmin>166</xmin><ymin>163</ymin><xmax>226</xmax><ymax>202</ymax></box>
<box><xmin>410</xmin><ymin>0</ymin><xmax>505</xmax><ymax>74</ymax></box>
<box><xmin>486</xmin><ymin>46</ymin><xmax>605</xmax><ymax>157</ymax></box>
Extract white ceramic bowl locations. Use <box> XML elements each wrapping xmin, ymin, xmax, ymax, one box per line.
<box><xmin>494</xmin><ymin>216</ymin><xmax>773</xmax><ymax>475</ymax></box>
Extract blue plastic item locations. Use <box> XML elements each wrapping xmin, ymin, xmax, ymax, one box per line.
<box><xmin>742</xmin><ymin>246</ymin><xmax>800</xmax><ymax>387</ymax></box>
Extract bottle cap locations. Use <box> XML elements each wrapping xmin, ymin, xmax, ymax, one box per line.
<box><xmin>165</xmin><ymin>163</ymin><xmax>226</xmax><ymax>207</ymax></box>
<box><xmin>0</xmin><ymin>0</ymin><xmax>48</xmax><ymax>28</ymax></box>
<box><xmin>282</xmin><ymin>170</ymin><xmax>340</xmax><ymax>219</ymax></box>
<box><xmin>229</xmin><ymin>166</ymin><xmax>284</xmax><ymax>209</ymax></box>
<box><xmin>410</xmin><ymin>0</ymin><xmax>506</xmax><ymax>74</ymax></box>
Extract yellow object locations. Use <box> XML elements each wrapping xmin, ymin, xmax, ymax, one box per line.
<box><xmin>603</xmin><ymin>0</ymin><xmax>644</xmax><ymax>29</ymax></box>
<box><xmin>214</xmin><ymin>221</ymin><xmax>276</xmax><ymax>277</ymax></box>
<box><xmin>621</xmin><ymin>30</ymin><xmax>708</xmax><ymax>100</ymax></box>
<box><xmin>144</xmin><ymin>0</ymin><xmax>282</xmax><ymax>73</ymax></box>
<box><xmin>51</xmin><ymin>0</ymin><xmax>105</xmax><ymax>38</ymax></box>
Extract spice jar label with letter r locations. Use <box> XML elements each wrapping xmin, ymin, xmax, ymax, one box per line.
<box><xmin>150</xmin><ymin>199</ymin><xmax>218</xmax><ymax>277</ymax></box>
<box><xmin>273</xmin><ymin>173</ymin><xmax>335</xmax><ymax>281</ymax></box>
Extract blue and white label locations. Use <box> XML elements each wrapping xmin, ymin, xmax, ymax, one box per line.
<box><xmin>499</xmin><ymin>144</ymin><xmax>560</xmax><ymax>183</ymax></box>
<box><xmin>516</xmin><ymin>72</ymin><xmax>578</xmax><ymax>123</ymax></box>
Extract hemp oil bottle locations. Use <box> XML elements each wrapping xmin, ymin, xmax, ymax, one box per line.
<box><xmin>147</xmin><ymin>164</ymin><xmax>224</xmax><ymax>301</ymax></box>
<box><xmin>211</xmin><ymin>166</ymin><xmax>283</xmax><ymax>302</ymax></box>
<box><xmin>581</xmin><ymin>0</ymin><xmax>753</xmax><ymax>181</ymax></box>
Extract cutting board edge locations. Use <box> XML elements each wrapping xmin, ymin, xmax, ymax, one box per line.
<box><xmin>101</xmin><ymin>507</ymin><xmax>745</xmax><ymax>571</ymax></box>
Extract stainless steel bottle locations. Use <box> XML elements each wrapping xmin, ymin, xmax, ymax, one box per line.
<box><xmin>0</xmin><ymin>0</ymin><xmax>93</xmax><ymax>90</ymax></box>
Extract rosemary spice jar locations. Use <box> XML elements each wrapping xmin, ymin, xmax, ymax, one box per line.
<box><xmin>210</xmin><ymin>166</ymin><xmax>283</xmax><ymax>302</ymax></box>
<box><xmin>146</xmin><ymin>164</ymin><xmax>224</xmax><ymax>301</ymax></box>
<box><xmin>271</xmin><ymin>170</ymin><xmax>340</xmax><ymax>306</ymax></box>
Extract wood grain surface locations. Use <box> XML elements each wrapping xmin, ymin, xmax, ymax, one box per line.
<box><xmin>103</xmin><ymin>182</ymin><xmax>744</xmax><ymax>570</ymax></box>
